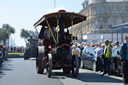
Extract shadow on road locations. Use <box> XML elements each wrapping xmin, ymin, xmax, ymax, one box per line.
<box><xmin>77</xmin><ymin>72</ymin><xmax>123</xmax><ymax>83</ymax></box>
<box><xmin>52</xmin><ymin>71</ymin><xmax>123</xmax><ymax>83</ymax></box>
<box><xmin>8</xmin><ymin>54</ymin><xmax>24</xmax><ymax>58</ymax></box>
<box><xmin>0</xmin><ymin>59</ymin><xmax>13</xmax><ymax>79</ymax></box>
<box><xmin>51</xmin><ymin>72</ymin><xmax>68</xmax><ymax>79</ymax></box>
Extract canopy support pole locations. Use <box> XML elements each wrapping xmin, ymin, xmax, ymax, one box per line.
<box><xmin>71</xmin><ymin>18</ymin><xmax>74</xmax><ymax>42</ymax></box>
<box><xmin>57</xmin><ymin>19</ymin><xmax>59</xmax><ymax>43</ymax></box>
<box><xmin>46</xmin><ymin>19</ymin><xmax>57</xmax><ymax>44</ymax></box>
<box><xmin>75</xmin><ymin>22</ymin><xmax>83</xmax><ymax>40</ymax></box>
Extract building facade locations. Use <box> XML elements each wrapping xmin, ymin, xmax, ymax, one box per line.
<box><xmin>72</xmin><ymin>0</ymin><xmax>128</xmax><ymax>43</ymax></box>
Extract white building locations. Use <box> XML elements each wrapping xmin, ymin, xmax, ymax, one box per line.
<box><xmin>72</xmin><ymin>0</ymin><xmax>128</xmax><ymax>43</ymax></box>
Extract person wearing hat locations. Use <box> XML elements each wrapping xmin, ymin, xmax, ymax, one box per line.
<box><xmin>120</xmin><ymin>35</ymin><xmax>128</xmax><ymax>85</ymax></box>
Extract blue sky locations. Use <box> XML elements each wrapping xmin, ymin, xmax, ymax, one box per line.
<box><xmin>0</xmin><ymin>0</ymin><xmax>122</xmax><ymax>46</ymax></box>
<box><xmin>0</xmin><ymin>0</ymin><xmax>84</xmax><ymax>46</ymax></box>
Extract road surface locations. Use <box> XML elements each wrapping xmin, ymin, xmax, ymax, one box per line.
<box><xmin>0</xmin><ymin>58</ymin><xmax>124</xmax><ymax>85</ymax></box>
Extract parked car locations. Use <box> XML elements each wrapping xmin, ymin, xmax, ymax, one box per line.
<box><xmin>0</xmin><ymin>49</ymin><xmax>3</xmax><ymax>66</ymax></box>
<box><xmin>110</xmin><ymin>57</ymin><xmax>123</xmax><ymax>76</ymax></box>
<box><xmin>81</xmin><ymin>46</ymin><xmax>97</xmax><ymax>71</ymax></box>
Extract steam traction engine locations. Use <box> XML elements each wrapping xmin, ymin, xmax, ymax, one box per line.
<box><xmin>34</xmin><ymin>10</ymin><xmax>86</xmax><ymax>78</ymax></box>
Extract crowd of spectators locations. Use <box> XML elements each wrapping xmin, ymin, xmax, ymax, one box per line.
<box><xmin>72</xmin><ymin>35</ymin><xmax>128</xmax><ymax>85</ymax></box>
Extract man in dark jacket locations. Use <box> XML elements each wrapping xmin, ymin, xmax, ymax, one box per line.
<box><xmin>120</xmin><ymin>35</ymin><xmax>128</xmax><ymax>85</ymax></box>
<box><xmin>103</xmin><ymin>40</ymin><xmax>112</xmax><ymax>76</ymax></box>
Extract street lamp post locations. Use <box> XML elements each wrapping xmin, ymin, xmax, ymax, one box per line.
<box><xmin>112</xmin><ymin>31</ymin><xmax>113</xmax><ymax>43</ymax></box>
<box><xmin>54</xmin><ymin>0</ymin><xmax>56</xmax><ymax>8</ymax></box>
<box><xmin>101</xmin><ymin>35</ymin><xmax>104</xmax><ymax>43</ymax></box>
<box><xmin>121</xmin><ymin>26</ymin><xmax>123</xmax><ymax>43</ymax></box>
<box><xmin>80</xmin><ymin>26</ymin><xmax>83</xmax><ymax>43</ymax></box>
<box><xmin>117</xmin><ymin>30</ymin><xmax>118</xmax><ymax>41</ymax></box>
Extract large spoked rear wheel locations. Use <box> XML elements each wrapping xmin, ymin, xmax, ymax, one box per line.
<box><xmin>72</xmin><ymin>55</ymin><xmax>79</xmax><ymax>78</ymax></box>
<box><xmin>36</xmin><ymin>58</ymin><xmax>44</xmax><ymax>74</ymax></box>
<box><xmin>47</xmin><ymin>54</ymin><xmax>52</xmax><ymax>78</ymax></box>
<box><xmin>36</xmin><ymin>46</ymin><xmax>45</xmax><ymax>74</ymax></box>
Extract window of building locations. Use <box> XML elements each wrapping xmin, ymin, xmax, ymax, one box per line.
<box><xmin>100</xmin><ymin>7</ymin><xmax>104</xmax><ymax>14</ymax></box>
<box><xmin>96</xmin><ymin>7</ymin><xmax>100</xmax><ymax>14</ymax></box>
<box><xmin>95</xmin><ymin>20</ymin><xmax>98</xmax><ymax>29</ymax></box>
<box><xmin>92</xmin><ymin>8</ymin><xmax>96</xmax><ymax>15</ymax></box>
<box><xmin>92</xmin><ymin>6</ymin><xmax>96</xmax><ymax>15</ymax></box>
<box><xmin>108</xmin><ymin>24</ymin><xmax>112</xmax><ymax>29</ymax></box>
<box><xmin>108</xmin><ymin>7</ymin><xmax>112</xmax><ymax>13</ymax></box>
<box><xmin>108</xmin><ymin>19</ymin><xmax>114</xmax><ymax>29</ymax></box>
<box><xmin>125</xmin><ymin>6</ymin><xmax>128</xmax><ymax>12</ymax></box>
<box><xmin>111</xmin><ymin>6</ymin><xmax>116</xmax><ymax>13</ymax></box>
<box><xmin>100</xmin><ymin>24</ymin><xmax>104</xmax><ymax>29</ymax></box>
<box><xmin>116</xmin><ymin>19</ymin><xmax>122</xmax><ymax>25</ymax></box>
<box><xmin>120</xmin><ymin>7</ymin><xmax>124</xmax><ymax>13</ymax></box>
<box><xmin>105</xmin><ymin>6</ymin><xmax>109</xmax><ymax>13</ymax></box>
<box><xmin>116</xmin><ymin>7</ymin><xmax>120</xmax><ymax>13</ymax></box>
<box><xmin>95</xmin><ymin>19</ymin><xmax>104</xmax><ymax>30</ymax></box>
<box><xmin>124</xmin><ymin>18</ymin><xmax>128</xmax><ymax>23</ymax></box>
<box><xmin>99</xmin><ymin>19</ymin><xmax>104</xmax><ymax>29</ymax></box>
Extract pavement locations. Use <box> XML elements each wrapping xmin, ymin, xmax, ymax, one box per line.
<box><xmin>0</xmin><ymin>58</ymin><xmax>124</xmax><ymax>85</ymax></box>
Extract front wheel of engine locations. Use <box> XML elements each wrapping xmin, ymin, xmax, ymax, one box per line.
<box><xmin>72</xmin><ymin>55</ymin><xmax>79</xmax><ymax>78</ymax></box>
<box><xmin>47</xmin><ymin>54</ymin><xmax>52</xmax><ymax>78</ymax></box>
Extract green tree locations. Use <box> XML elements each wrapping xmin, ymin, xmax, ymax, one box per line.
<box><xmin>29</xmin><ymin>30</ymin><xmax>38</xmax><ymax>38</ymax></box>
<box><xmin>2</xmin><ymin>24</ymin><xmax>15</xmax><ymax>34</ymax></box>
<box><xmin>0</xmin><ymin>29</ymin><xmax>9</xmax><ymax>45</ymax></box>
<box><xmin>21</xmin><ymin>28</ymin><xmax>30</xmax><ymax>39</ymax></box>
<box><xmin>21</xmin><ymin>28</ymin><xmax>38</xmax><ymax>44</ymax></box>
<box><xmin>0</xmin><ymin>24</ymin><xmax>15</xmax><ymax>45</ymax></box>
<box><xmin>21</xmin><ymin>28</ymin><xmax>38</xmax><ymax>39</ymax></box>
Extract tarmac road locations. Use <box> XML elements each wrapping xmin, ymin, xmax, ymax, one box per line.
<box><xmin>0</xmin><ymin>58</ymin><xmax>124</xmax><ymax>85</ymax></box>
